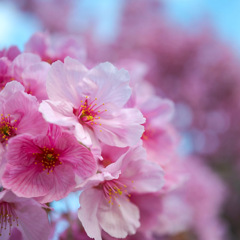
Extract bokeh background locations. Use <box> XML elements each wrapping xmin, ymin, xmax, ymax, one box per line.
<box><xmin>1</xmin><ymin>0</ymin><xmax>240</xmax><ymax>239</ymax></box>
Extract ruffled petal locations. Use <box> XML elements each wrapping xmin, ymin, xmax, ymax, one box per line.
<box><xmin>86</xmin><ymin>62</ymin><xmax>131</xmax><ymax>108</ymax></box>
<box><xmin>47</xmin><ymin>58</ymin><xmax>88</xmax><ymax>106</ymax></box>
<box><xmin>39</xmin><ymin>100</ymin><xmax>77</xmax><ymax>127</ymax></box>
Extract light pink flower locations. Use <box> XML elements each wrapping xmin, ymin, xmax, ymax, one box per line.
<box><xmin>0</xmin><ymin>190</ymin><xmax>50</xmax><ymax>240</ymax></box>
<box><xmin>39</xmin><ymin>57</ymin><xmax>145</xmax><ymax>147</ymax></box>
<box><xmin>0</xmin><ymin>46</ymin><xmax>21</xmax><ymax>90</ymax></box>
<box><xmin>10</xmin><ymin>53</ymin><xmax>50</xmax><ymax>101</ymax></box>
<box><xmin>25</xmin><ymin>32</ymin><xmax>86</xmax><ymax>64</ymax></box>
<box><xmin>0</xmin><ymin>81</ymin><xmax>48</xmax><ymax>147</ymax></box>
<box><xmin>2</xmin><ymin>125</ymin><xmax>97</xmax><ymax>203</ymax></box>
<box><xmin>78</xmin><ymin>145</ymin><xmax>164</xmax><ymax>240</ymax></box>
<box><xmin>140</xmin><ymin>96</ymin><xmax>177</xmax><ymax>164</ymax></box>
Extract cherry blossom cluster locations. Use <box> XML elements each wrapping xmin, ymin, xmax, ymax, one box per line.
<box><xmin>0</xmin><ymin>31</ymin><xmax>227</xmax><ymax>240</ymax></box>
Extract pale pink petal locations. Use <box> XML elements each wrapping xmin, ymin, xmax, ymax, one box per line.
<box><xmin>0</xmin><ymin>81</ymin><xmax>25</xmax><ymax>99</ymax></box>
<box><xmin>86</xmin><ymin>62</ymin><xmax>131</xmax><ymax>108</ymax></box>
<box><xmin>24</xmin><ymin>32</ymin><xmax>48</xmax><ymax>58</ymax></box>
<box><xmin>21</xmin><ymin>61</ymin><xmax>50</xmax><ymax>100</ymax></box>
<box><xmin>119</xmin><ymin>147</ymin><xmax>165</xmax><ymax>193</ymax></box>
<box><xmin>98</xmin><ymin>196</ymin><xmax>140</xmax><ymax>238</ymax></box>
<box><xmin>74</xmin><ymin>124</ymin><xmax>92</xmax><ymax>146</ymax></box>
<box><xmin>0</xmin><ymin>190</ymin><xmax>50</xmax><ymax>240</ymax></box>
<box><xmin>78</xmin><ymin>189</ymin><xmax>103</xmax><ymax>240</ymax></box>
<box><xmin>5</xmin><ymin>91</ymin><xmax>48</xmax><ymax>136</ymax></box>
<box><xmin>47</xmin><ymin>58</ymin><xmax>88</xmax><ymax>106</ymax></box>
<box><xmin>15</xmin><ymin>200</ymin><xmax>50</xmax><ymax>240</ymax></box>
<box><xmin>141</xmin><ymin>97</ymin><xmax>174</xmax><ymax>125</ymax></box>
<box><xmin>10</xmin><ymin>53</ymin><xmax>41</xmax><ymax>80</ymax></box>
<box><xmin>95</xmin><ymin>108</ymin><xmax>145</xmax><ymax>147</ymax></box>
<box><xmin>39</xmin><ymin>100</ymin><xmax>77</xmax><ymax>126</ymax></box>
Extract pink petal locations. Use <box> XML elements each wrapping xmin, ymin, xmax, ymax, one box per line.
<box><xmin>10</xmin><ymin>53</ymin><xmax>41</xmax><ymax>80</ymax></box>
<box><xmin>56</xmin><ymin>132</ymin><xmax>97</xmax><ymax>180</ymax></box>
<box><xmin>24</xmin><ymin>32</ymin><xmax>48</xmax><ymax>58</ymax></box>
<box><xmin>5</xmin><ymin>91</ymin><xmax>48</xmax><ymax>136</ymax></box>
<box><xmin>47</xmin><ymin>58</ymin><xmax>88</xmax><ymax>106</ymax></box>
<box><xmin>15</xmin><ymin>200</ymin><xmax>50</xmax><ymax>240</ymax></box>
<box><xmin>0</xmin><ymin>81</ymin><xmax>25</xmax><ymax>99</ymax></box>
<box><xmin>39</xmin><ymin>100</ymin><xmax>77</xmax><ymax>127</ymax></box>
<box><xmin>2</xmin><ymin>164</ymin><xmax>52</xmax><ymax>198</ymax></box>
<box><xmin>35</xmin><ymin>163</ymin><xmax>76</xmax><ymax>203</ymax></box>
<box><xmin>95</xmin><ymin>108</ymin><xmax>145</xmax><ymax>147</ymax></box>
<box><xmin>98</xmin><ymin>195</ymin><xmax>140</xmax><ymax>238</ymax></box>
<box><xmin>86</xmin><ymin>62</ymin><xmax>131</xmax><ymax>108</ymax></box>
<box><xmin>78</xmin><ymin>189</ymin><xmax>103</xmax><ymax>240</ymax></box>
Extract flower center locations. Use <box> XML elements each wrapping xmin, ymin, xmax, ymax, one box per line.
<box><xmin>0</xmin><ymin>202</ymin><xmax>19</xmax><ymax>237</ymax></box>
<box><xmin>0</xmin><ymin>114</ymin><xmax>17</xmax><ymax>144</ymax></box>
<box><xmin>73</xmin><ymin>96</ymin><xmax>107</xmax><ymax>127</ymax></box>
<box><xmin>33</xmin><ymin>147</ymin><xmax>61</xmax><ymax>174</ymax></box>
<box><xmin>102</xmin><ymin>180</ymin><xmax>130</xmax><ymax>206</ymax></box>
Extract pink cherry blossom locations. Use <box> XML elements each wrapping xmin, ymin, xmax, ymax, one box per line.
<box><xmin>78</xmin><ymin>145</ymin><xmax>164</xmax><ymax>240</ymax></box>
<box><xmin>25</xmin><ymin>32</ymin><xmax>86</xmax><ymax>64</ymax></box>
<box><xmin>0</xmin><ymin>189</ymin><xmax>50</xmax><ymax>240</ymax></box>
<box><xmin>0</xmin><ymin>46</ymin><xmax>21</xmax><ymax>90</ymax></box>
<box><xmin>39</xmin><ymin>57</ymin><xmax>145</xmax><ymax>147</ymax></box>
<box><xmin>10</xmin><ymin>53</ymin><xmax>50</xmax><ymax>101</ymax></box>
<box><xmin>0</xmin><ymin>81</ymin><xmax>48</xmax><ymax>147</ymax></box>
<box><xmin>2</xmin><ymin>125</ymin><xmax>97</xmax><ymax>203</ymax></box>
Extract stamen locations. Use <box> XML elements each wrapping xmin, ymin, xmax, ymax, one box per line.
<box><xmin>0</xmin><ymin>202</ymin><xmax>19</xmax><ymax>237</ymax></box>
<box><xmin>102</xmin><ymin>180</ymin><xmax>130</xmax><ymax>206</ymax></box>
<box><xmin>73</xmin><ymin>96</ymin><xmax>107</xmax><ymax>129</ymax></box>
<box><xmin>32</xmin><ymin>147</ymin><xmax>61</xmax><ymax>173</ymax></box>
<box><xmin>0</xmin><ymin>114</ymin><xmax>17</xmax><ymax>144</ymax></box>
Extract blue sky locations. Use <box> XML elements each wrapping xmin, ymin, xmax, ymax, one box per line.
<box><xmin>163</xmin><ymin>0</ymin><xmax>240</xmax><ymax>52</ymax></box>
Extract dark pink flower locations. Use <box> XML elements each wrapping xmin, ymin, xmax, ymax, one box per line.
<box><xmin>2</xmin><ymin>125</ymin><xmax>97</xmax><ymax>203</ymax></box>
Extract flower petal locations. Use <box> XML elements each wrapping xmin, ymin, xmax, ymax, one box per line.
<box><xmin>98</xmin><ymin>196</ymin><xmax>140</xmax><ymax>238</ymax></box>
<box><xmin>95</xmin><ymin>108</ymin><xmax>145</xmax><ymax>147</ymax></box>
<box><xmin>78</xmin><ymin>189</ymin><xmax>103</xmax><ymax>240</ymax></box>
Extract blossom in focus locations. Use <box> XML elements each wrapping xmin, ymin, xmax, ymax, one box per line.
<box><xmin>2</xmin><ymin>125</ymin><xmax>97</xmax><ymax>203</ymax></box>
<box><xmin>78</xmin><ymin>145</ymin><xmax>164</xmax><ymax>240</ymax></box>
<box><xmin>39</xmin><ymin>57</ymin><xmax>145</xmax><ymax>148</ymax></box>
